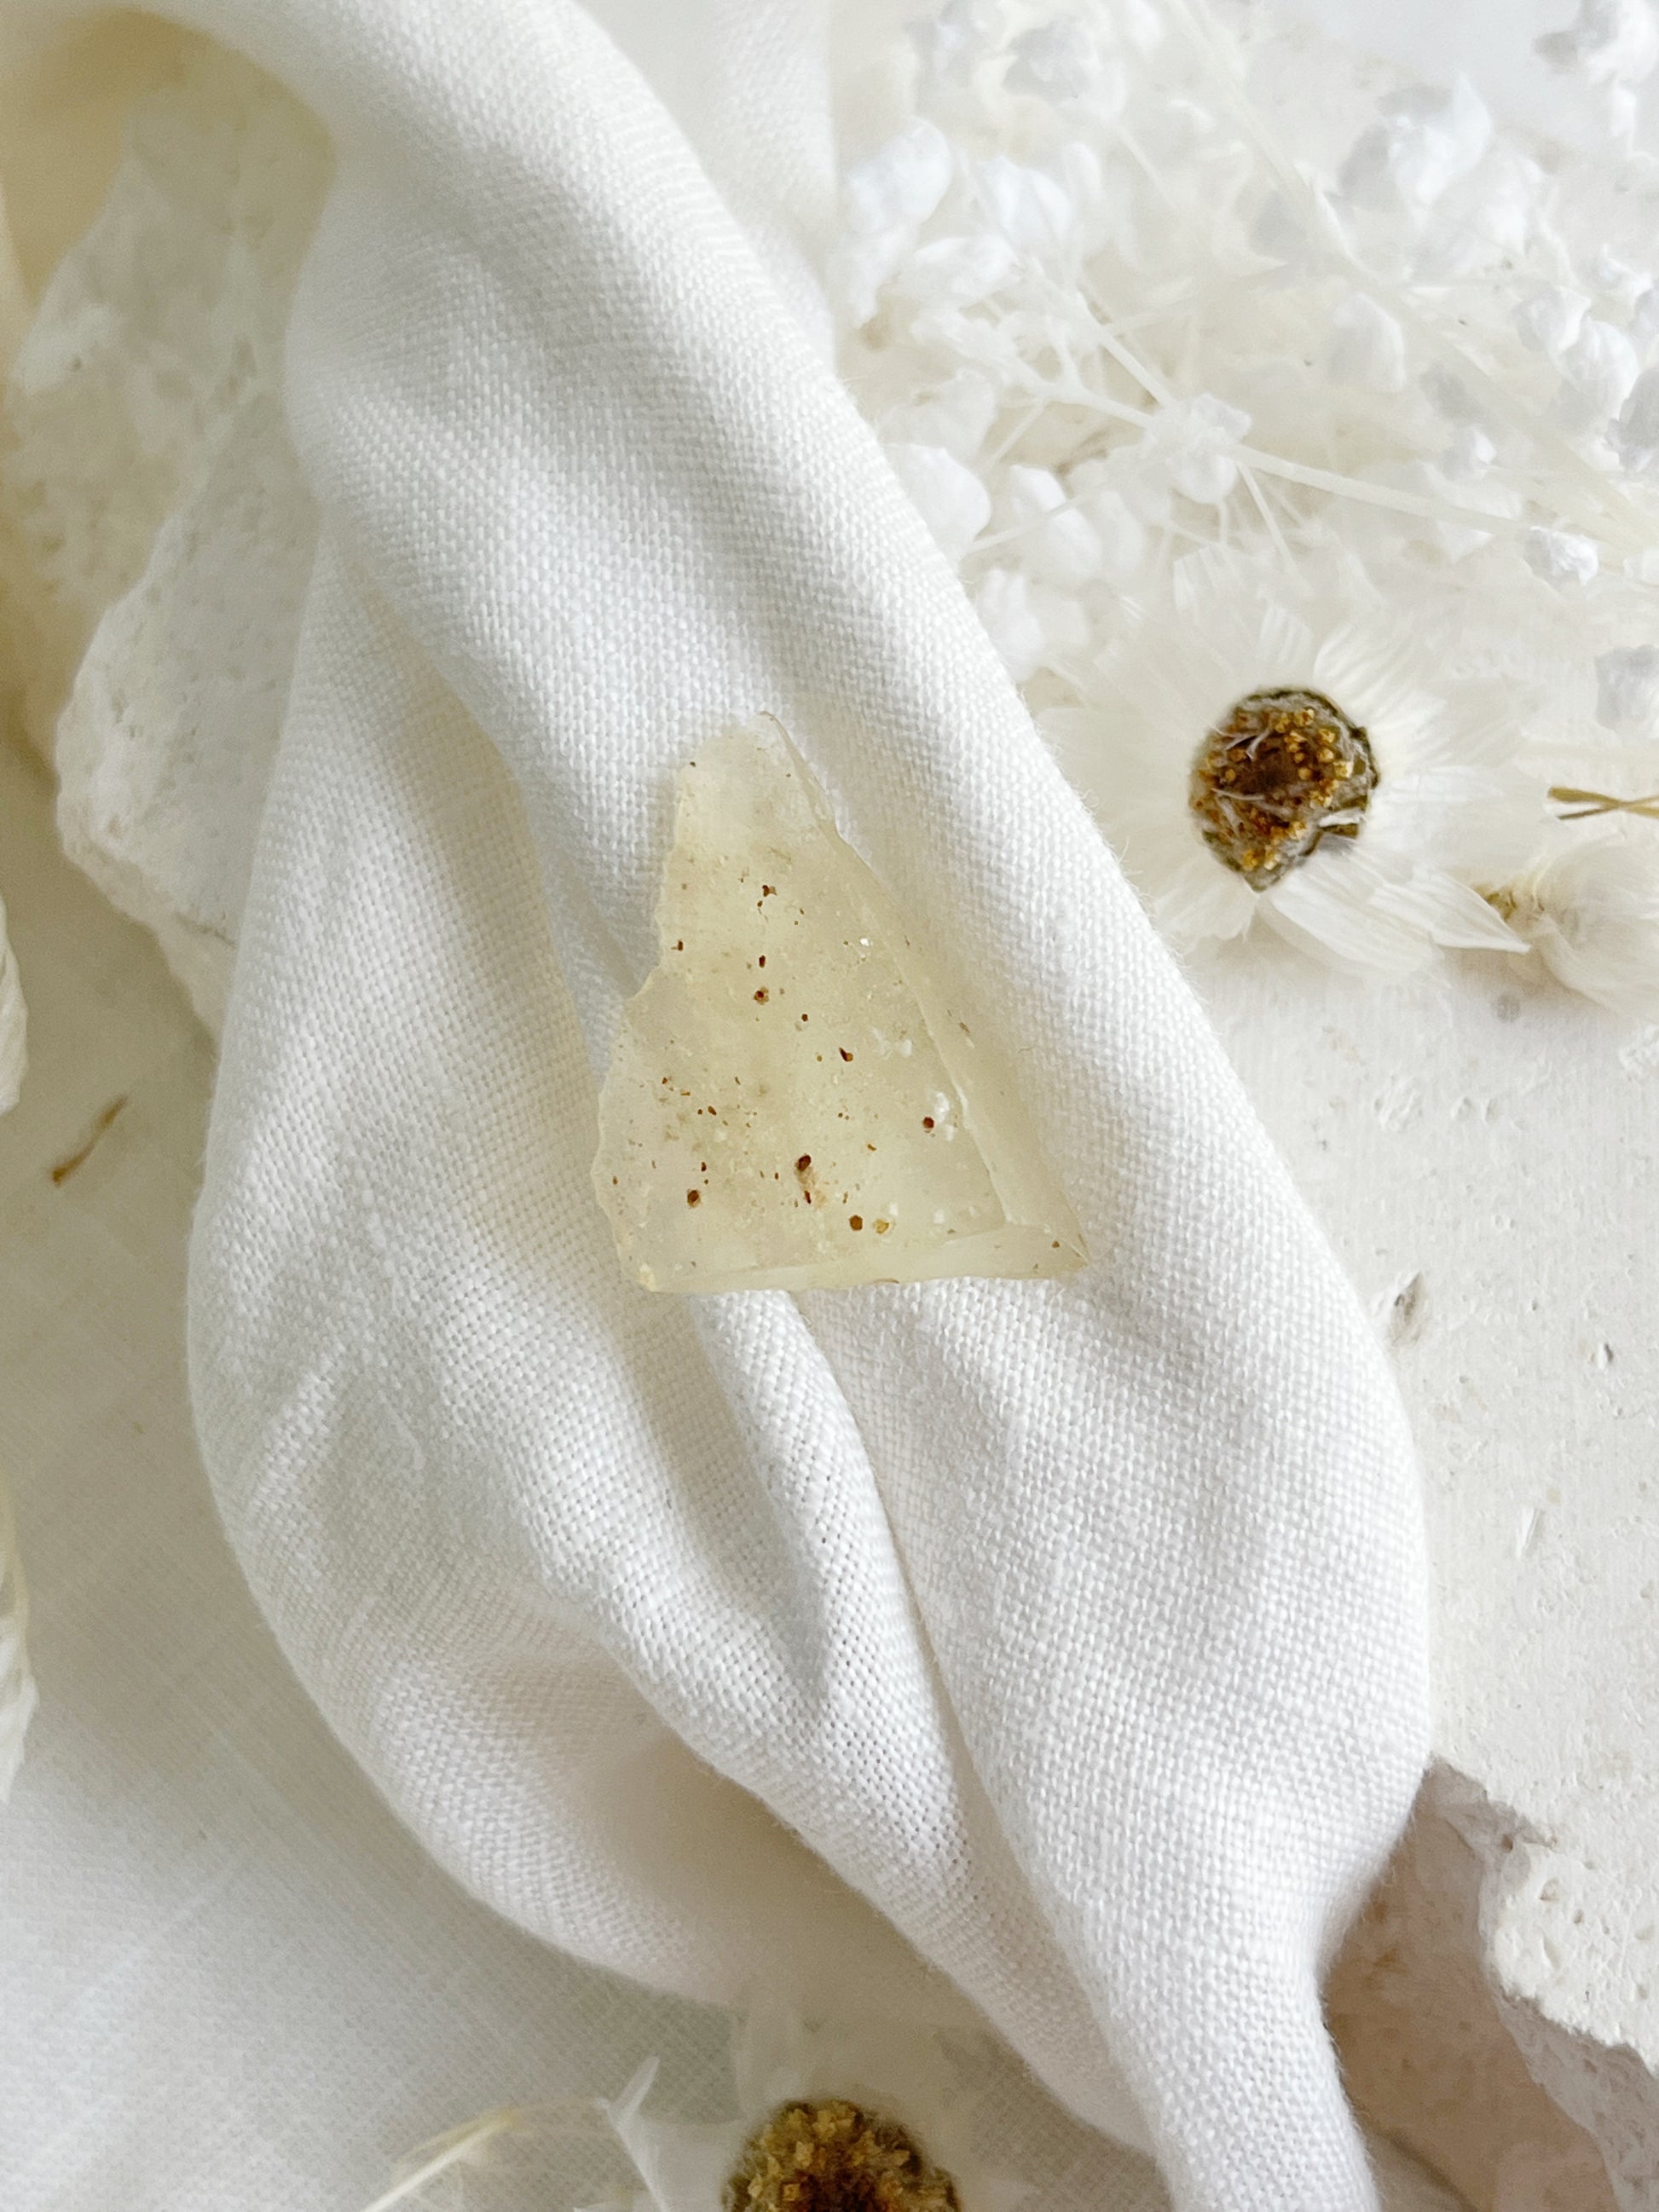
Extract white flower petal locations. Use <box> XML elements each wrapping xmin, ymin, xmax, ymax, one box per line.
<box><xmin>829</xmin><ymin>226</ymin><xmax>912</xmax><ymax>328</ymax></box>
<box><xmin>1553</xmin><ymin>317</ymin><xmax>1641</xmax><ymax>431</ymax></box>
<box><xmin>608</xmin><ymin>2061</ymin><xmax>743</xmax><ymax>2212</ymax></box>
<box><xmin>910</xmin><ymin>0</ymin><xmax>995</xmax><ymax>90</ymax></box>
<box><xmin>1072</xmin><ymin>482</ymin><xmax>1146</xmax><ymax>578</ymax></box>
<box><xmin>1515</xmin><ymin>286</ymin><xmax>1590</xmax><ymax>361</ymax></box>
<box><xmin>1253</xmin><ymin>603</ymin><xmax>1316</xmax><ymax>680</ymax></box>
<box><xmin>975</xmin><ymin>155</ymin><xmax>1076</xmax><ymax>254</ymax></box>
<box><xmin>1368</xmin><ymin>870</ymin><xmax>1529</xmax><ymax>950</ymax></box>
<box><xmin>1438</xmin><ymin>425</ymin><xmax>1496</xmax><ymax>482</ymax></box>
<box><xmin>1004</xmin><ymin>464</ymin><xmax>1065</xmax><ymax>521</ymax></box>
<box><xmin>882</xmin><ymin>370</ymin><xmax>999</xmax><ymax>460</ymax></box>
<box><xmin>1615</xmin><ymin>363</ymin><xmax>1659</xmax><ymax>466</ymax></box>
<box><xmin>0</xmin><ymin>1466</ymin><xmax>35</xmax><ymax>1801</ymax></box>
<box><xmin>1340</xmin><ymin>77</ymin><xmax>1493</xmax><ymax>211</ymax></box>
<box><xmin>1595</xmin><ymin>644</ymin><xmax>1659</xmax><ymax>732</ymax></box>
<box><xmin>884</xmin><ymin>441</ymin><xmax>991</xmax><ymax>563</ymax></box>
<box><xmin>1536</xmin><ymin>0</ymin><xmax>1659</xmax><ymax>90</ymax></box>
<box><xmin>1007</xmin><ymin>18</ymin><xmax>1101</xmax><ymax>101</ymax></box>
<box><xmin>844</xmin><ymin>120</ymin><xmax>955</xmax><ymax>237</ymax></box>
<box><xmin>1170</xmin><ymin>549</ymin><xmax>1302</xmax><ymax>668</ymax></box>
<box><xmin>1632</xmin><ymin>284</ymin><xmax>1659</xmax><ymax>355</ymax></box>
<box><xmin>891</xmin><ymin>232</ymin><xmax>1019</xmax><ymax>309</ymax></box>
<box><xmin>1150</xmin><ymin>851</ymin><xmax>1258</xmax><ymax>945</ymax></box>
<box><xmin>1006</xmin><ymin>470</ymin><xmax>1103</xmax><ymax>585</ymax></box>
<box><xmin>973</xmin><ymin>568</ymin><xmax>1084</xmax><ymax>681</ymax></box>
<box><xmin>0</xmin><ymin>893</ymin><xmax>24</xmax><ymax>1118</ymax></box>
<box><xmin>1262</xmin><ymin>855</ymin><xmax>1436</xmax><ymax>976</ymax></box>
<box><xmin>1309</xmin><ymin>622</ymin><xmax>1429</xmax><ymax>733</ymax></box>
<box><xmin>1325</xmin><ymin>292</ymin><xmax>1408</xmax><ymax>393</ymax></box>
<box><xmin>1523</xmin><ymin>526</ymin><xmax>1599</xmax><ymax>588</ymax></box>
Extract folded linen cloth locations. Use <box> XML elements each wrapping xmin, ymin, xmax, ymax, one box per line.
<box><xmin>14</xmin><ymin>3</ymin><xmax>1429</xmax><ymax>2206</ymax></box>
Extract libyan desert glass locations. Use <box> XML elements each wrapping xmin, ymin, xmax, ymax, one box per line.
<box><xmin>592</xmin><ymin>719</ymin><xmax>1089</xmax><ymax>1293</ymax></box>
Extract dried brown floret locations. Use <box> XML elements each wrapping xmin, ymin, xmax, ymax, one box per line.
<box><xmin>1188</xmin><ymin>687</ymin><xmax>1377</xmax><ymax>890</ymax></box>
<box><xmin>724</xmin><ymin>2100</ymin><xmax>959</xmax><ymax>2212</ymax></box>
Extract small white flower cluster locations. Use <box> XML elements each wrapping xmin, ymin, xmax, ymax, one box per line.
<box><xmin>835</xmin><ymin>0</ymin><xmax>1659</xmax><ymax>1016</ymax></box>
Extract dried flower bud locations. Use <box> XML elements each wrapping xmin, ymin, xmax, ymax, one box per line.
<box><xmin>1502</xmin><ymin>831</ymin><xmax>1659</xmax><ymax>1020</ymax></box>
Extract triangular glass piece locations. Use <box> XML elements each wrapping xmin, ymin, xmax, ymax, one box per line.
<box><xmin>592</xmin><ymin>719</ymin><xmax>1089</xmax><ymax>1294</ymax></box>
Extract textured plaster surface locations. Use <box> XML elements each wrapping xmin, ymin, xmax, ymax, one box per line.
<box><xmin>1200</xmin><ymin>941</ymin><xmax>1659</xmax><ymax>2204</ymax></box>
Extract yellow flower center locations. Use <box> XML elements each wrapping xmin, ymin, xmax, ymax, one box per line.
<box><xmin>724</xmin><ymin>2100</ymin><xmax>961</xmax><ymax>2212</ymax></box>
<box><xmin>1188</xmin><ymin>687</ymin><xmax>1378</xmax><ymax>890</ymax></box>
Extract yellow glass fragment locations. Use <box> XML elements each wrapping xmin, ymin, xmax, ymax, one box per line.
<box><xmin>592</xmin><ymin>719</ymin><xmax>1089</xmax><ymax>1294</ymax></box>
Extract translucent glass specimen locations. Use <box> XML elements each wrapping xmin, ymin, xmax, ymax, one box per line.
<box><xmin>592</xmin><ymin>719</ymin><xmax>1089</xmax><ymax>1293</ymax></box>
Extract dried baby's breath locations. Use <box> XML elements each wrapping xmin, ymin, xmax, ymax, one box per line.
<box><xmin>839</xmin><ymin>0</ymin><xmax>1659</xmax><ymax>1011</ymax></box>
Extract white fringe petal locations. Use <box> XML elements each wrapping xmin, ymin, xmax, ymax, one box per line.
<box><xmin>0</xmin><ymin>1466</ymin><xmax>37</xmax><ymax>1803</ymax></box>
<box><xmin>0</xmin><ymin>890</ymin><xmax>25</xmax><ymax>1118</ymax></box>
<box><xmin>0</xmin><ymin>895</ymin><xmax>30</xmax><ymax>1798</ymax></box>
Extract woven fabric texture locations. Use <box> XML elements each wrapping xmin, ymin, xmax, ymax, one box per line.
<box><xmin>24</xmin><ymin>3</ymin><xmax>1430</xmax><ymax>2207</ymax></box>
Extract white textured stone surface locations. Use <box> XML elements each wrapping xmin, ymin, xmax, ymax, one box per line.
<box><xmin>1330</xmin><ymin>1773</ymin><xmax>1618</xmax><ymax>2212</ymax></box>
<box><xmin>0</xmin><ymin>34</ymin><xmax>323</xmax><ymax>1034</ymax></box>
<box><xmin>1199</xmin><ymin>940</ymin><xmax>1659</xmax><ymax>2204</ymax></box>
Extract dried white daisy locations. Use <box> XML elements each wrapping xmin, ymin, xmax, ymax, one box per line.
<box><xmin>607</xmin><ymin>2011</ymin><xmax>1026</xmax><ymax>2212</ymax></box>
<box><xmin>1043</xmin><ymin>551</ymin><xmax>1535</xmax><ymax>974</ymax></box>
<box><xmin>359</xmin><ymin>2011</ymin><xmax>1027</xmax><ymax>2212</ymax></box>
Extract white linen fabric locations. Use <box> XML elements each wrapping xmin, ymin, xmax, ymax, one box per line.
<box><xmin>18</xmin><ymin>3</ymin><xmax>1430</xmax><ymax>2208</ymax></box>
<box><xmin>0</xmin><ymin>718</ymin><xmax>1455</xmax><ymax>2212</ymax></box>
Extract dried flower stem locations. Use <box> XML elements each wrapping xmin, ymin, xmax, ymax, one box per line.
<box><xmin>1001</xmin><ymin>367</ymin><xmax>1536</xmax><ymax>540</ymax></box>
<box><xmin>1550</xmin><ymin>787</ymin><xmax>1659</xmax><ymax>820</ymax></box>
<box><xmin>358</xmin><ymin>2098</ymin><xmax>619</xmax><ymax>2212</ymax></box>
<box><xmin>358</xmin><ymin>2111</ymin><xmax>529</xmax><ymax>2212</ymax></box>
<box><xmin>1239</xmin><ymin>464</ymin><xmax>1294</xmax><ymax>569</ymax></box>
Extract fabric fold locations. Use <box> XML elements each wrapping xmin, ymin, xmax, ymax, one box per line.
<box><xmin>26</xmin><ymin>2</ymin><xmax>1429</xmax><ymax>2205</ymax></box>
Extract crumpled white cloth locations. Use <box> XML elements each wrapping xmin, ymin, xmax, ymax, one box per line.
<box><xmin>19</xmin><ymin>3</ymin><xmax>1429</xmax><ymax>2208</ymax></box>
